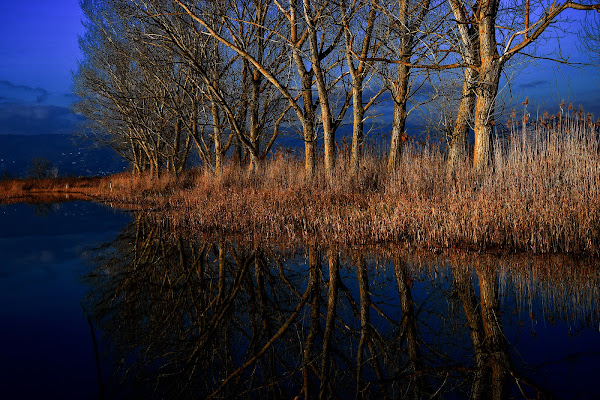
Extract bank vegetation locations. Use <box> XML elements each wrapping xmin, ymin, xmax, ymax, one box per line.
<box><xmin>3</xmin><ymin>116</ymin><xmax>599</xmax><ymax>255</ymax></box>
<box><xmin>4</xmin><ymin>1</ymin><xmax>600</xmax><ymax>254</ymax></box>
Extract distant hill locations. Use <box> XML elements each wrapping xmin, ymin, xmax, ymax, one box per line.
<box><xmin>0</xmin><ymin>119</ymin><xmax>429</xmax><ymax>179</ymax></box>
<box><xmin>0</xmin><ymin>134</ymin><xmax>128</xmax><ymax>178</ymax></box>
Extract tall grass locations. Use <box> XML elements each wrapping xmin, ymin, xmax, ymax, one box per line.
<box><xmin>0</xmin><ymin>172</ymin><xmax>180</xmax><ymax>206</ymax></box>
<box><xmin>158</xmin><ymin>114</ymin><xmax>600</xmax><ymax>255</ymax></box>
<box><xmin>2</xmin><ymin>111</ymin><xmax>599</xmax><ymax>255</ymax></box>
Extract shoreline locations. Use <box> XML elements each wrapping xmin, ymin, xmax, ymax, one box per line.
<box><xmin>2</xmin><ymin>150</ymin><xmax>599</xmax><ymax>257</ymax></box>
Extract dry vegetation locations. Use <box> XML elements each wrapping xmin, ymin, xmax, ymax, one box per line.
<box><xmin>0</xmin><ymin>176</ymin><xmax>105</xmax><ymax>205</ymax></box>
<box><xmin>2</xmin><ymin>115</ymin><xmax>599</xmax><ymax>255</ymax></box>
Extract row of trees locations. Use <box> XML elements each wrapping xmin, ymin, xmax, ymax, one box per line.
<box><xmin>73</xmin><ymin>0</ymin><xmax>600</xmax><ymax>178</ymax></box>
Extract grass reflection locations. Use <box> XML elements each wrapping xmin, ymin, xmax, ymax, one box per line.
<box><xmin>83</xmin><ymin>214</ymin><xmax>600</xmax><ymax>399</ymax></box>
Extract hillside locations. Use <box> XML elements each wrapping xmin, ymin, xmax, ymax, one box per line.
<box><xmin>0</xmin><ymin>134</ymin><xmax>127</xmax><ymax>178</ymax></box>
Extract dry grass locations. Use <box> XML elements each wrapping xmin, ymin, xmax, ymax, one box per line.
<box><xmin>0</xmin><ymin>172</ymin><xmax>179</xmax><ymax>207</ymax></box>
<box><xmin>0</xmin><ymin>176</ymin><xmax>106</xmax><ymax>205</ymax></box>
<box><xmin>2</xmin><ymin>113</ymin><xmax>599</xmax><ymax>255</ymax></box>
<box><xmin>156</xmin><ymin>116</ymin><xmax>600</xmax><ymax>255</ymax></box>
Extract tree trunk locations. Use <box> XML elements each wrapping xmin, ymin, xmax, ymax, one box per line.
<box><xmin>304</xmin><ymin>121</ymin><xmax>317</xmax><ymax>178</ymax></box>
<box><xmin>299</xmin><ymin>69</ymin><xmax>317</xmax><ymax>179</ymax></box>
<box><xmin>448</xmin><ymin>67</ymin><xmax>478</xmax><ymax>173</ymax></box>
<box><xmin>472</xmin><ymin>62</ymin><xmax>501</xmax><ymax>175</ymax></box>
<box><xmin>344</xmin><ymin>2</ymin><xmax>377</xmax><ymax>174</ymax></box>
<box><xmin>211</xmin><ymin>100</ymin><xmax>223</xmax><ymax>177</ymax></box>
<box><xmin>387</xmin><ymin>63</ymin><xmax>409</xmax><ymax>174</ymax></box>
<box><xmin>305</xmin><ymin>0</ymin><xmax>335</xmax><ymax>179</ymax></box>
<box><xmin>248</xmin><ymin>66</ymin><xmax>262</xmax><ymax>174</ymax></box>
<box><xmin>473</xmin><ymin>0</ymin><xmax>501</xmax><ymax>175</ymax></box>
<box><xmin>350</xmin><ymin>83</ymin><xmax>364</xmax><ymax>172</ymax></box>
<box><xmin>289</xmin><ymin>0</ymin><xmax>318</xmax><ymax>180</ymax></box>
<box><xmin>447</xmin><ymin>0</ymin><xmax>479</xmax><ymax>175</ymax></box>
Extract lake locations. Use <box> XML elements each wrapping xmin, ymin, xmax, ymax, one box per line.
<box><xmin>1</xmin><ymin>202</ymin><xmax>599</xmax><ymax>399</ymax></box>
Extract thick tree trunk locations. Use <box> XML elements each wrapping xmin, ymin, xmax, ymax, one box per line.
<box><xmin>305</xmin><ymin>1</ymin><xmax>335</xmax><ymax>178</ymax></box>
<box><xmin>447</xmin><ymin>0</ymin><xmax>479</xmax><ymax>175</ymax></box>
<box><xmin>313</xmin><ymin>65</ymin><xmax>335</xmax><ymax>178</ymax></box>
<box><xmin>211</xmin><ymin>101</ymin><xmax>223</xmax><ymax>177</ymax></box>
<box><xmin>387</xmin><ymin>63</ymin><xmax>409</xmax><ymax>174</ymax></box>
<box><xmin>248</xmin><ymin>70</ymin><xmax>262</xmax><ymax>174</ymax></box>
<box><xmin>472</xmin><ymin>62</ymin><xmax>501</xmax><ymax>175</ymax></box>
<box><xmin>289</xmin><ymin>0</ymin><xmax>318</xmax><ymax>180</ymax></box>
<box><xmin>350</xmin><ymin>83</ymin><xmax>364</xmax><ymax>172</ymax></box>
<box><xmin>175</xmin><ymin>133</ymin><xmax>191</xmax><ymax>175</ymax></box>
<box><xmin>248</xmin><ymin>144</ymin><xmax>260</xmax><ymax>173</ymax></box>
<box><xmin>299</xmin><ymin>70</ymin><xmax>317</xmax><ymax>179</ymax></box>
<box><xmin>387</xmin><ymin>0</ymin><xmax>413</xmax><ymax>175</ymax></box>
<box><xmin>448</xmin><ymin>67</ymin><xmax>478</xmax><ymax>173</ymax></box>
<box><xmin>343</xmin><ymin>2</ymin><xmax>377</xmax><ymax>173</ymax></box>
<box><xmin>304</xmin><ymin>122</ymin><xmax>317</xmax><ymax>178</ymax></box>
<box><xmin>473</xmin><ymin>0</ymin><xmax>500</xmax><ymax>175</ymax></box>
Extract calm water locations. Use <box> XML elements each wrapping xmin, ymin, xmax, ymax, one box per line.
<box><xmin>1</xmin><ymin>203</ymin><xmax>599</xmax><ymax>399</ymax></box>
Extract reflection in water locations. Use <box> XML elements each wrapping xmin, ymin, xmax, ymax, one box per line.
<box><xmin>85</xmin><ymin>214</ymin><xmax>600</xmax><ymax>399</ymax></box>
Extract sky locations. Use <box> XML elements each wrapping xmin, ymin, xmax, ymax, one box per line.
<box><xmin>0</xmin><ymin>0</ymin><xmax>83</xmax><ymax>136</ymax></box>
<box><xmin>0</xmin><ymin>1</ymin><xmax>598</xmax><ymax>137</ymax></box>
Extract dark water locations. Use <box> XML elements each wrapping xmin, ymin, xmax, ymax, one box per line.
<box><xmin>0</xmin><ymin>202</ymin><xmax>131</xmax><ymax>398</ymax></box>
<box><xmin>1</xmin><ymin>203</ymin><xmax>599</xmax><ymax>399</ymax></box>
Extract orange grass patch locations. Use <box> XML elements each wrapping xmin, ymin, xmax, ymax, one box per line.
<box><xmin>2</xmin><ymin>119</ymin><xmax>599</xmax><ymax>255</ymax></box>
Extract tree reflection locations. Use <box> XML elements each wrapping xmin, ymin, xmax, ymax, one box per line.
<box><xmin>85</xmin><ymin>215</ymin><xmax>600</xmax><ymax>399</ymax></box>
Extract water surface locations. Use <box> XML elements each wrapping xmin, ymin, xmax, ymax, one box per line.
<box><xmin>1</xmin><ymin>203</ymin><xmax>599</xmax><ymax>399</ymax></box>
<box><xmin>0</xmin><ymin>202</ymin><xmax>131</xmax><ymax>398</ymax></box>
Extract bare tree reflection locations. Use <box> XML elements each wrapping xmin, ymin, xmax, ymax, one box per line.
<box><xmin>84</xmin><ymin>216</ymin><xmax>600</xmax><ymax>399</ymax></box>
<box><xmin>452</xmin><ymin>262</ymin><xmax>488</xmax><ymax>399</ymax></box>
<box><xmin>394</xmin><ymin>258</ymin><xmax>426</xmax><ymax>398</ymax></box>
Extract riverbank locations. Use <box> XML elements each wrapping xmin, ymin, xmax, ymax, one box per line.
<box><xmin>2</xmin><ymin>131</ymin><xmax>599</xmax><ymax>255</ymax></box>
<box><xmin>0</xmin><ymin>152</ymin><xmax>600</xmax><ymax>255</ymax></box>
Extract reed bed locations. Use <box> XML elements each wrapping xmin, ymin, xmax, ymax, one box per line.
<box><xmin>0</xmin><ymin>176</ymin><xmax>105</xmax><ymax>204</ymax></box>
<box><xmin>2</xmin><ymin>113</ymin><xmax>599</xmax><ymax>255</ymax></box>
<box><xmin>157</xmin><ymin>115</ymin><xmax>600</xmax><ymax>255</ymax></box>
<box><xmin>0</xmin><ymin>172</ymin><xmax>178</xmax><ymax>206</ymax></box>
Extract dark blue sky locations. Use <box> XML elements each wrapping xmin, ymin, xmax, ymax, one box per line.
<box><xmin>0</xmin><ymin>1</ymin><xmax>83</xmax><ymax>95</ymax></box>
<box><xmin>0</xmin><ymin>1</ymin><xmax>597</xmax><ymax>136</ymax></box>
<box><xmin>0</xmin><ymin>0</ymin><xmax>83</xmax><ymax>135</ymax></box>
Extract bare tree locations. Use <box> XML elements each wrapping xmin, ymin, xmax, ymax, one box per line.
<box><xmin>451</xmin><ymin>0</ymin><xmax>600</xmax><ymax>174</ymax></box>
<box><xmin>340</xmin><ymin>0</ymin><xmax>386</xmax><ymax>172</ymax></box>
<box><xmin>445</xmin><ymin>0</ymin><xmax>480</xmax><ymax>173</ymax></box>
<box><xmin>74</xmin><ymin>0</ymin><xmax>157</xmax><ymax>173</ymax></box>
<box><xmin>173</xmin><ymin>0</ymin><xmax>355</xmax><ymax>179</ymax></box>
<box><xmin>75</xmin><ymin>0</ymin><xmax>197</xmax><ymax>176</ymax></box>
<box><xmin>362</xmin><ymin>0</ymin><xmax>444</xmax><ymax>173</ymax></box>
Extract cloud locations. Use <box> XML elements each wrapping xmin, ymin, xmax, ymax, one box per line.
<box><xmin>0</xmin><ymin>102</ymin><xmax>83</xmax><ymax>135</ymax></box>
<box><xmin>0</xmin><ymin>80</ymin><xmax>48</xmax><ymax>104</ymax></box>
<box><xmin>0</xmin><ymin>80</ymin><xmax>82</xmax><ymax>135</ymax></box>
<box><xmin>519</xmin><ymin>80</ymin><xmax>548</xmax><ymax>89</ymax></box>
<box><xmin>0</xmin><ymin>79</ymin><xmax>75</xmax><ymax>107</ymax></box>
